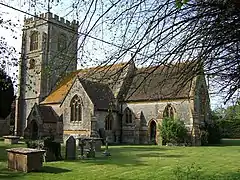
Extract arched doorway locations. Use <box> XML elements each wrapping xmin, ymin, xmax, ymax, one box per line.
<box><xmin>149</xmin><ymin>120</ymin><xmax>157</xmax><ymax>144</ymax></box>
<box><xmin>31</xmin><ymin>120</ymin><xmax>39</xmax><ymax>140</ymax></box>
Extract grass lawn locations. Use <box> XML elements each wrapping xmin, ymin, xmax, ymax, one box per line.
<box><xmin>0</xmin><ymin>139</ymin><xmax>240</xmax><ymax>180</ymax></box>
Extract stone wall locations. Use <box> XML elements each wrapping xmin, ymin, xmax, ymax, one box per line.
<box><xmin>61</xmin><ymin>78</ymin><xmax>94</xmax><ymax>142</ymax></box>
<box><xmin>124</xmin><ymin>99</ymin><xmax>193</xmax><ymax>125</ymax></box>
<box><xmin>95</xmin><ymin>111</ymin><xmax>120</xmax><ymax>143</ymax></box>
<box><xmin>123</xmin><ymin>99</ymin><xmax>194</xmax><ymax>145</ymax></box>
<box><xmin>15</xmin><ymin>12</ymin><xmax>78</xmax><ymax>136</ymax></box>
<box><xmin>193</xmin><ymin>75</ymin><xmax>211</xmax><ymax>125</ymax></box>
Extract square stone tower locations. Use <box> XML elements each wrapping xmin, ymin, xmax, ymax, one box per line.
<box><xmin>15</xmin><ymin>12</ymin><xmax>78</xmax><ymax>136</ymax></box>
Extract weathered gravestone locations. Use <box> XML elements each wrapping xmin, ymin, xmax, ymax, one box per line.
<box><xmin>65</xmin><ymin>136</ymin><xmax>76</xmax><ymax>160</ymax></box>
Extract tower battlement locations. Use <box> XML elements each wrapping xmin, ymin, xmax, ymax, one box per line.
<box><xmin>24</xmin><ymin>12</ymin><xmax>79</xmax><ymax>30</ymax></box>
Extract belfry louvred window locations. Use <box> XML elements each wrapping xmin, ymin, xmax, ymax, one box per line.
<box><xmin>70</xmin><ymin>95</ymin><xmax>82</xmax><ymax>122</ymax></box>
<box><xmin>30</xmin><ymin>31</ymin><xmax>38</xmax><ymax>51</ymax></box>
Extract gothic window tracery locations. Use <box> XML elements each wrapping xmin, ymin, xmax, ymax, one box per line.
<box><xmin>124</xmin><ymin>107</ymin><xmax>133</xmax><ymax>123</ymax></box>
<box><xmin>30</xmin><ymin>31</ymin><xmax>38</xmax><ymax>51</ymax></box>
<box><xmin>70</xmin><ymin>95</ymin><xmax>82</xmax><ymax>122</ymax></box>
<box><xmin>163</xmin><ymin>104</ymin><xmax>175</xmax><ymax>119</ymax></box>
<box><xmin>105</xmin><ymin>113</ymin><xmax>113</xmax><ymax>130</ymax></box>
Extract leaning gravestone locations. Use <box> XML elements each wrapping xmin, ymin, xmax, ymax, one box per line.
<box><xmin>65</xmin><ymin>136</ymin><xmax>76</xmax><ymax>160</ymax></box>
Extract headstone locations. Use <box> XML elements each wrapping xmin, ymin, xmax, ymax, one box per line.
<box><xmin>65</xmin><ymin>136</ymin><xmax>76</xmax><ymax>160</ymax></box>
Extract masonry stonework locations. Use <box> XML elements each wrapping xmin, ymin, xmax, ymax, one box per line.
<box><xmin>16</xmin><ymin>13</ymin><xmax>210</xmax><ymax>146</ymax></box>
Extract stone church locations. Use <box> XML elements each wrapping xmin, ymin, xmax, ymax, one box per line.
<box><xmin>15</xmin><ymin>12</ymin><xmax>210</xmax><ymax>145</ymax></box>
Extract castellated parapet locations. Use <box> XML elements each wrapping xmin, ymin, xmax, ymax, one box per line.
<box><xmin>24</xmin><ymin>12</ymin><xmax>79</xmax><ymax>31</ymax></box>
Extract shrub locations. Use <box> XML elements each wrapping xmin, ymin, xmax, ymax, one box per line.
<box><xmin>25</xmin><ymin>139</ymin><xmax>44</xmax><ymax>149</ymax></box>
<box><xmin>200</xmin><ymin>120</ymin><xmax>221</xmax><ymax>145</ymax></box>
<box><xmin>218</xmin><ymin>119</ymin><xmax>240</xmax><ymax>138</ymax></box>
<box><xmin>160</xmin><ymin>117</ymin><xmax>188</xmax><ymax>145</ymax></box>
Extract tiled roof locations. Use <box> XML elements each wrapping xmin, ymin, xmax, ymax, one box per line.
<box><xmin>41</xmin><ymin>63</ymin><xmax>128</xmax><ymax>104</ymax></box>
<box><xmin>79</xmin><ymin>78</ymin><xmax>115</xmax><ymax>110</ymax></box>
<box><xmin>42</xmin><ymin>61</ymin><xmax>197</xmax><ymax>104</ymax></box>
<box><xmin>125</xmin><ymin>63</ymin><xmax>197</xmax><ymax>101</ymax></box>
<box><xmin>38</xmin><ymin>105</ymin><xmax>59</xmax><ymax>123</ymax></box>
<box><xmin>41</xmin><ymin>70</ymin><xmax>80</xmax><ymax>104</ymax></box>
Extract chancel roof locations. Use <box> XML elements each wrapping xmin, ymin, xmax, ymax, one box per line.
<box><xmin>125</xmin><ymin>62</ymin><xmax>198</xmax><ymax>101</ymax></box>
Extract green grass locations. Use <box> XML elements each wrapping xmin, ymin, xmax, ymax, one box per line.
<box><xmin>1</xmin><ymin>139</ymin><xmax>240</xmax><ymax>180</ymax></box>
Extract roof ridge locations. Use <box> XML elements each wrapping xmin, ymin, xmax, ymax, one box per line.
<box><xmin>78</xmin><ymin>77</ymin><xmax>109</xmax><ymax>87</ymax></box>
<box><xmin>76</xmin><ymin>62</ymin><xmax>128</xmax><ymax>72</ymax></box>
<box><xmin>137</xmin><ymin>61</ymin><xmax>196</xmax><ymax>70</ymax></box>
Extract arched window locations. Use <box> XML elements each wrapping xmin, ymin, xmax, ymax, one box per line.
<box><xmin>105</xmin><ymin>113</ymin><xmax>113</xmax><ymax>130</ymax></box>
<box><xmin>30</xmin><ymin>31</ymin><xmax>38</xmax><ymax>51</ymax></box>
<box><xmin>70</xmin><ymin>95</ymin><xmax>82</xmax><ymax>122</ymax></box>
<box><xmin>124</xmin><ymin>107</ymin><xmax>132</xmax><ymax>123</ymax></box>
<box><xmin>58</xmin><ymin>33</ymin><xmax>67</xmax><ymax>51</ymax></box>
<box><xmin>163</xmin><ymin>104</ymin><xmax>175</xmax><ymax>119</ymax></box>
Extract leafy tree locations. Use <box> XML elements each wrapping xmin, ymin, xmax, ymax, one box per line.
<box><xmin>160</xmin><ymin>117</ymin><xmax>188</xmax><ymax>145</ymax></box>
<box><xmin>0</xmin><ymin>69</ymin><xmax>14</xmax><ymax>119</ymax></box>
<box><xmin>214</xmin><ymin>101</ymin><xmax>240</xmax><ymax>138</ymax></box>
<box><xmin>224</xmin><ymin>101</ymin><xmax>240</xmax><ymax>120</ymax></box>
<box><xmin>0</xmin><ymin>12</ymin><xmax>17</xmax><ymax>119</ymax></box>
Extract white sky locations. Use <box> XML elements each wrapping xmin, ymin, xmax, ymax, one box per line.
<box><xmin>0</xmin><ymin>0</ymin><xmax>230</xmax><ymax>110</ymax></box>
